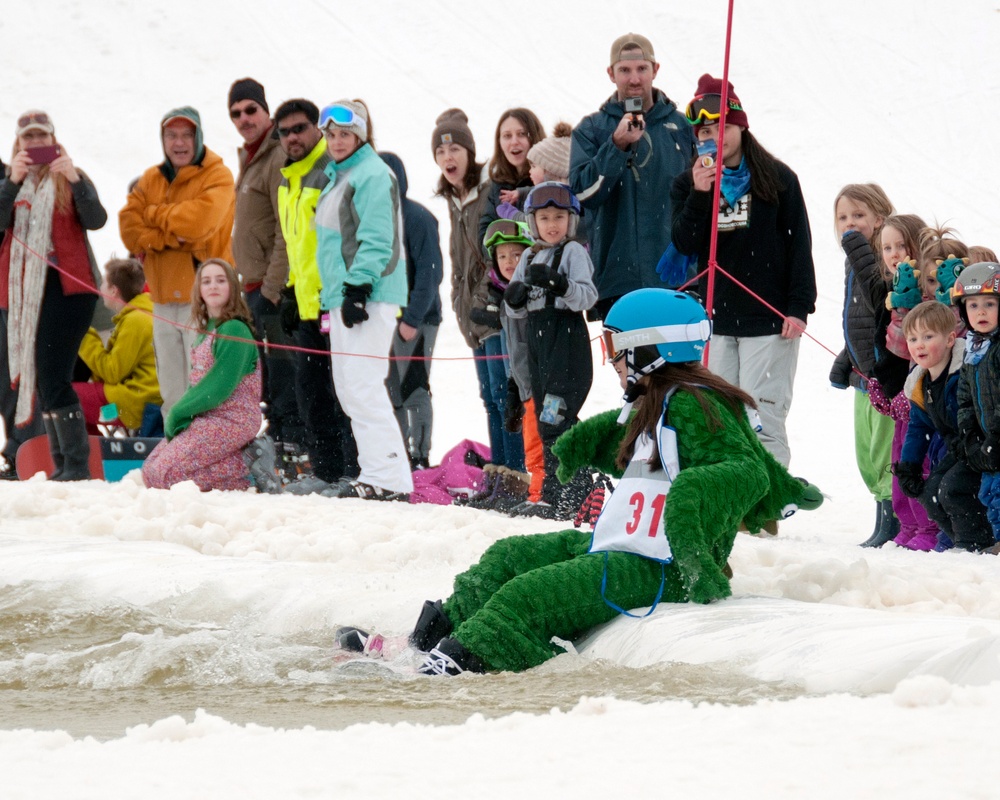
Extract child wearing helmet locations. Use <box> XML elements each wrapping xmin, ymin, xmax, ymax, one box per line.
<box><xmin>463</xmin><ymin>220</ymin><xmax>537</xmax><ymax>509</ymax></box>
<box><xmin>954</xmin><ymin>262</ymin><xmax>1000</xmax><ymax>550</ymax></box>
<box><xmin>400</xmin><ymin>288</ymin><xmax>821</xmax><ymax>675</ymax></box>
<box><xmin>503</xmin><ymin>182</ymin><xmax>598</xmax><ymax>516</ymax></box>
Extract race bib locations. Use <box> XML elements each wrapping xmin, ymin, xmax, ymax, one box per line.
<box><xmin>590</xmin><ymin>425</ymin><xmax>676</xmax><ymax>564</ymax></box>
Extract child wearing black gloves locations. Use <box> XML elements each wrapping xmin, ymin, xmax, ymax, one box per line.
<box><xmin>503</xmin><ymin>182</ymin><xmax>597</xmax><ymax>517</ymax></box>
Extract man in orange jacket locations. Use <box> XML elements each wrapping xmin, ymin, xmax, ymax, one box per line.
<box><xmin>119</xmin><ymin>106</ymin><xmax>234</xmax><ymax>419</ymax></box>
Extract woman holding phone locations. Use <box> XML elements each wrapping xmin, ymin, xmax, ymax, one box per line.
<box><xmin>0</xmin><ymin>110</ymin><xmax>107</xmax><ymax>480</ymax></box>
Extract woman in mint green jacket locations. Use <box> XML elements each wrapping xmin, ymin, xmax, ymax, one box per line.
<box><xmin>314</xmin><ymin>100</ymin><xmax>412</xmax><ymax>501</ymax></box>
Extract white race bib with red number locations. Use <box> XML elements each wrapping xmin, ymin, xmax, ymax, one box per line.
<box><xmin>589</xmin><ymin>420</ymin><xmax>678</xmax><ymax>564</ymax></box>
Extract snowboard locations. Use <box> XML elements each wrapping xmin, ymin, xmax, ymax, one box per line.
<box><xmin>15</xmin><ymin>434</ymin><xmax>162</xmax><ymax>482</ymax></box>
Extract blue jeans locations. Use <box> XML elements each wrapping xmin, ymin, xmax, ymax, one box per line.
<box><xmin>475</xmin><ymin>334</ymin><xmax>524</xmax><ymax>471</ymax></box>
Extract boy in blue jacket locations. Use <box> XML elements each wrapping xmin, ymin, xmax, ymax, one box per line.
<box><xmin>894</xmin><ymin>300</ymin><xmax>993</xmax><ymax>552</ymax></box>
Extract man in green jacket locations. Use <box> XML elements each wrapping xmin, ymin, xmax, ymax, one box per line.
<box><xmin>274</xmin><ymin>99</ymin><xmax>357</xmax><ymax>492</ymax></box>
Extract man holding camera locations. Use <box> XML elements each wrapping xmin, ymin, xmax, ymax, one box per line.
<box><xmin>570</xmin><ymin>33</ymin><xmax>695</xmax><ymax>319</ymax></box>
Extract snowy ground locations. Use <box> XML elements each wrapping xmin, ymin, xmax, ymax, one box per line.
<box><xmin>2</xmin><ymin>1</ymin><xmax>1000</xmax><ymax>798</ymax></box>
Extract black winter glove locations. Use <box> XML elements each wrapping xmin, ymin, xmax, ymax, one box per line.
<box><xmin>279</xmin><ymin>286</ymin><xmax>300</xmax><ymax>336</ymax></box>
<box><xmin>469</xmin><ymin>303</ymin><xmax>501</xmax><ymax>330</ymax></box>
<box><xmin>892</xmin><ymin>461</ymin><xmax>925</xmax><ymax>499</ymax></box>
<box><xmin>504</xmin><ymin>281</ymin><xmax>530</xmax><ymax>309</ymax></box>
<box><xmin>504</xmin><ymin>377</ymin><xmax>524</xmax><ymax>433</ymax></box>
<box><xmin>525</xmin><ymin>262</ymin><xmax>569</xmax><ymax>296</ymax></box>
<box><xmin>962</xmin><ymin>428</ymin><xmax>990</xmax><ymax>472</ymax></box>
<box><xmin>977</xmin><ymin>435</ymin><xmax>1000</xmax><ymax>473</ymax></box>
<box><xmin>341</xmin><ymin>283</ymin><xmax>372</xmax><ymax>328</ymax></box>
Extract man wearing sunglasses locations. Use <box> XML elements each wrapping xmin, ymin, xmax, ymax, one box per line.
<box><xmin>119</xmin><ymin>106</ymin><xmax>235</xmax><ymax>421</ymax></box>
<box><xmin>273</xmin><ymin>99</ymin><xmax>359</xmax><ymax>493</ymax></box>
<box><xmin>570</xmin><ymin>33</ymin><xmax>695</xmax><ymax>320</ymax></box>
<box><xmin>228</xmin><ymin>78</ymin><xmax>305</xmax><ymax>457</ymax></box>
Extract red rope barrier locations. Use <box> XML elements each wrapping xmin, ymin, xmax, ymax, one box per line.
<box><xmin>8</xmin><ymin>233</ymin><xmax>506</xmax><ymax>363</ymax></box>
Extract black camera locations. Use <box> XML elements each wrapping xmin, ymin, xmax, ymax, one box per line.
<box><xmin>624</xmin><ymin>97</ymin><xmax>643</xmax><ymax>130</ymax></box>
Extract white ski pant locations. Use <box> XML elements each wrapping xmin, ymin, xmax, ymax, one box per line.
<box><xmin>708</xmin><ymin>333</ymin><xmax>799</xmax><ymax>468</ymax></box>
<box><xmin>328</xmin><ymin>302</ymin><xmax>414</xmax><ymax>492</ymax></box>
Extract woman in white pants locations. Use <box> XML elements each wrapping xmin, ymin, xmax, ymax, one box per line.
<box><xmin>314</xmin><ymin>99</ymin><xmax>412</xmax><ymax>500</ymax></box>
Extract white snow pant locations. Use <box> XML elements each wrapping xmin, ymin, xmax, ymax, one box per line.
<box><xmin>152</xmin><ymin>302</ymin><xmax>195</xmax><ymax>419</ymax></box>
<box><xmin>328</xmin><ymin>302</ymin><xmax>414</xmax><ymax>493</ymax></box>
<box><xmin>708</xmin><ymin>333</ymin><xmax>799</xmax><ymax>468</ymax></box>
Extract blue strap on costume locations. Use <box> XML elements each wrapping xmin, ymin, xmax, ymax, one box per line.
<box><xmin>597</xmin><ymin>552</ymin><xmax>667</xmax><ymax>618</ymax></box>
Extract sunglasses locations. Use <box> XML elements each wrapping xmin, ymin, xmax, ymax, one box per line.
<box><xmin>319</xmin><ymin>103</ymin><xmax>368</xmax><ymax>139</ymax></box>
<box><xmin>685</xmin><ymin>94</ymin><xmax>744</xmax><ymax>125</ymax></box>
<box><xmin>17</xmin><ymin>112</ymin><xmax>51</xmax><ymax>129</ymax></box>
<box><xmin>277</xmin><ymin>122</ymin><xmax>310</xmax><ymax>138</ymax></box>
<box><xmin>230</xmin><ymin>104</ymin><xmax>261</xmax><ymax>120</ymax></box>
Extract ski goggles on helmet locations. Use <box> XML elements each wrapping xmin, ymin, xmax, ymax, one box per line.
<box><xmin>602</xmin><ymin>320</ymin><xmax>713</xmax><ymax>365</ymax></box>
<box><xmin>684</xmin><ymin>94</ymin><xmax>743</xmax><ymax>125</ymax></box>
<box><xmin>483</xmin><ymin>219</ymin><xmax>533</xmax><ymax>254</ymax></box>
<box><xmin>525</xmin><ymin>182</ymin><xmax>580</xmax><ymax>215</ymax></box>
<box><xmin>600</xmin><ymin>328</ymin><xmax>627</xmax><ymax>364</ymax></box>
<box><xmin>319</xmin><ymin>103</ymin><xmax>368</xmax><ymax>139</ymax></box>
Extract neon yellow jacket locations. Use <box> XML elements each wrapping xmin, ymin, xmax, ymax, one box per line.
<box><xmin>78</xmin><ymin>292</ymin><xmax>162</xmax><ymax>429</ymax></box>
<box><xmin>278</xmin><ymin>137</ymin><xmax>331</xmax><ymax>321</ymax></box>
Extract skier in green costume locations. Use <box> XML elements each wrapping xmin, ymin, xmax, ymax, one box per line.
<box><xmin>343</xmin><ymin>289</ymin><xmax>823</xmax><ymax>674</ymax></box>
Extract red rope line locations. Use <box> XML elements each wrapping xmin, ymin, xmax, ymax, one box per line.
<box><xmin>9</xmin><ymin>232</ymin><xmax>506</xmax><ymax>363</ymax></box>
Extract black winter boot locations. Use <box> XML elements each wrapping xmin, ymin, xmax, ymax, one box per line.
<box><xmin>857</xmin><ymin>499</ymin><xmax>885</xmax><ymax>547</ymax></box>
<box><xmin>418</xmin><ymin>637</ymin><xmax>485</xmax><ymax>676</ymax></box>
<box><xmin>51</xmin><ymin>404</ymin><xmax>90</xmax><ymax>481</ymax></box>
<box><xmin>42</xmin><ymin>412</ymin><xmax>65</xmax><ymax>480</ymax></box>
<box><xmin>861</xmin><ymin>499</ymin><xmax>898</xmax><ymax>548</ymax></box>
<box><xmin>409</xmin><ymin>599</ymin><xmax>453</xmax><ymax>652</ymax></box>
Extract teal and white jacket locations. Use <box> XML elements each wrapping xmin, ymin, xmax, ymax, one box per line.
<box><xmin>314</xmin><ymin>143</ymin><xmax>408</xmax><ymax>310</ymax></box>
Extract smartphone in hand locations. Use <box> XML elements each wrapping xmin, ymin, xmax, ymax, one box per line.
<box><xmin>25</xmin><ymin>145</ymin><xmax>61</xmax><ymax>165</ymax></box>
<box><xmin>696</xmin><ymin>139</ymin><xmax>717</xmax><ymax>168</ymax></box>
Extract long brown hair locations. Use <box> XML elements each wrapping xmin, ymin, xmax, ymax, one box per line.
<box><xmin>739</xmin><ymin>130</ymin><xmax>784</xmax><ymax>206</ymax></box>
<box><xmin>191</xmin><ymin>258</ymin><xmax>253</xmax><ymax>333</ymax></box>
<box><xmin>488</xmin><ymin>108</ymin><xmax>545</xmax><ymax>186</ymax></box>
<box><xmin>617</xmin><ymin>362</ymin><xmax>756</xmax><ymax>471</ymax></box>
<box><xmin>10</xmin><ymin>134</ymin><xmax>73</xmax><ymax>213</ymax></box>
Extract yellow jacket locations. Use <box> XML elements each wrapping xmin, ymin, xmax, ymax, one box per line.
<box><xmin>119</xmin><ymin>148</ymin><xmax>235</xmax><ymax>304</ymax></box>
<box><xmin>278</xmin><ymin>137</ymin><xmax>331</xmax><ymax>320</ymax></box>
<box><xmin>78</xmin><ymin>292</ymin><xmax>163</xmax><ymax>429</ymax></box>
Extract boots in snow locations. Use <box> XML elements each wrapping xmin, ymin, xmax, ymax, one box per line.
<box><xmin>243</xmin><ymin>435</ymin><xmax>283</xmax><ymax>493</ymax></box>
<box><xmin>42</xmin><ymin>412</ymin><xmax>65</xmax><ymax>480</ymax></box>
<box><xmin>857</xmin><ymin>500</ymin><xmax>884</xmax><ymax>547</ymax></box>
<box><xmin>50</xmin><ymin>404</ymin><xmax>90</xmax><ymax>481</ymax></box>
<box><xmin>904</xmin><ymin>530</ymin><xmax>939</xmax><ymax>551</ymax></box>
<box><xmin>861</xmin><ymin>499</ymin><xmax>899</xmax><ymax>548</ymax></box>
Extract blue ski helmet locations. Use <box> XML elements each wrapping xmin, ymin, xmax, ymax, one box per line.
<box><xmin>603</xmin><ymin>289</ymin><xmax>711</xmax><ymax>377</ymax></box>
<box><xmin>524</xmin><ymin>181</ymin><xmax>580</xmax><ymax>239</ymax></box>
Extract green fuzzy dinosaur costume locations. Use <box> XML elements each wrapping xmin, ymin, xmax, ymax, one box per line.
<box><xmin>440</xmin><ymin>390</ymin><xmax>816</xmax><ymax>672</ymax></box>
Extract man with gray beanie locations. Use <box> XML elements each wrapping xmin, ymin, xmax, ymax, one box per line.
<box><xmin>228</xmin><ymin>77</ymin><xmax>305</xmax><ymax>453</ymax></box>
<box><xmin>570</xmin><ymin>33</ymin><xmax>695</xmax><ymax>319</ymax></box>
<box><xmin>119</xmin><ymin>106</ymin><xmax>234</xmax><ymax>419</ymax></box>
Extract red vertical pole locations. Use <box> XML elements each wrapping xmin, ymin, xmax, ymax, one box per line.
<box><xmin>702</xmin><ymin>0</ymin><xmax>736</xmax><ymax>366</ymax></box>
